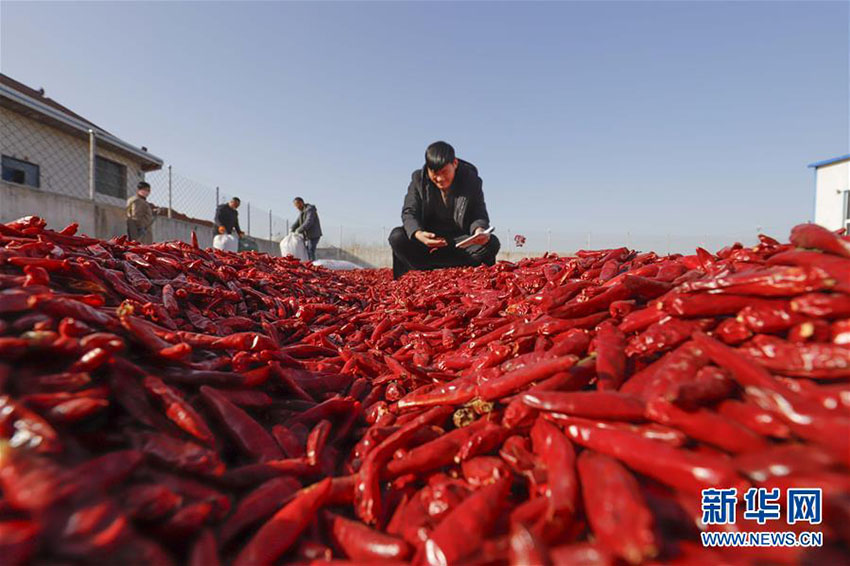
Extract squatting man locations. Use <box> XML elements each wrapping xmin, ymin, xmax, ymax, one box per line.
<box><xmin>388</xmin><ymin>141</ymin><xmax>499</xmax><ymax>279</ymax></box>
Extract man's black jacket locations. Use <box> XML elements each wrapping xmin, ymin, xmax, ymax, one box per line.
<box><xmin>401</xmin><ymin>159</ymin><xmax>491</xmax><ymax>240</ymax></box>
<box><xmin>215</xmin><ymin>204</ymin><xmax>241</xmax><ymax>235</ymax></box>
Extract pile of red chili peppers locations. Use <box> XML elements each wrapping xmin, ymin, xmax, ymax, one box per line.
<box><xmin>0</xmin><ymin>215</ymin><xmax>848</xmax><ymax>565</ymax></box>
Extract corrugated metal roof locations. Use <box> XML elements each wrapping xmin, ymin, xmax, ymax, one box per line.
<box><xmin>808</xmin><ymin>154</ymin><xmax>850</xmax><ymax>168</ymax></box>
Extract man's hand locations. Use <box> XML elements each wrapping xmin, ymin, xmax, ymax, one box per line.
<box><xmin>238</xmin><ymin>231</ymin><xmax>245</xmax><ymax>238</ymax></box>
<box><xmin>473</xmin><ymin>226</ymin><xmax>492</xmax><ymax>244</ymax></box>
<box><xmin>414</xmin><ymin>230</ymin><xmax>448</xmax><ymax>248</ymax></box>
<box><xmin>459</xmin><ymin>227</ymin><xmax>491</xmax><ymax>248</ymax></box>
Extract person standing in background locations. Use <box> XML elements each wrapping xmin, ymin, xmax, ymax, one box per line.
<box><xmin>126</xmin><ymin>181</ymin><xmax>155</xmax><ymax>244</ymax></box>
<box><xmin>215</xmin><ymin>197</ymin><xmax>244</xmax><ymax>237</ymax></box>
<box><xmin>291</xmin><ymin>197</ymin><xmax>323</xmax><ymax>261</ymax></box>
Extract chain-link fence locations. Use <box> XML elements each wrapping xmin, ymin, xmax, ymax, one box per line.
<box><xmin>0</xmin><ymin>105</ymin><xmax>150</xmax><ymax>208</ymax></box>
<box><xmin>143</xmin><ymin>167</ymin><xmax>290</xmax><ymax>242</ymax></box>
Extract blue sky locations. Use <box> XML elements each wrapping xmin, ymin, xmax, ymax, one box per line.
<box><xmin>2</xmin><ymin>1</ymin><xmax>848</xmax><ymax>252</ymax></box>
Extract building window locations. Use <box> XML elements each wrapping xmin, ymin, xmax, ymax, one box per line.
<box><xmin>95</xmin><ymin>156</ymin><xmax>127</xmax><ymax>199</ymax></box>
<box><xmin>1</xmin><ymin>155</ymin><xmax>40</xmax><ymax>188</ymax></box>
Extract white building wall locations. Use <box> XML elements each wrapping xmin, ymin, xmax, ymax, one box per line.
<box><xmin>0</xmin><ymin>106</ymin><xmax>145</xmax><ymax>207</ymax></box>
<box><xmin>814</xmin><ymin>159</ymin><xmax>849</xmax><ymax>231</ymax></box>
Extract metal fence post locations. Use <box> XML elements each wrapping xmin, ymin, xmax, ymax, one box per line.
<box><xmin>215</xmin><ymin>186</ymin><xmax>220</xmax><ymax>206</ymax></box>
<box><xmin>247</xmin><ymin>203</ymin><xmax>251</xmax><ymax>235</ymax></box>
<box><xmin>269</xmin><ymin>210</ymin><xmax>272</xmax><ymax>241</ymax></box>
<box><xmin>88</xmin><ymin>129</ymin><xmax>96</xmax><ymax>200</ymax></box>
<box><xmin>167</xmin><ymin>165</ymin><xmax>173</xmax><ymax>218</ymax></box>
<box><xmin>286</xmin><ymin>219</ymin><xmax>289</xmax><ymax>233</ymax></box>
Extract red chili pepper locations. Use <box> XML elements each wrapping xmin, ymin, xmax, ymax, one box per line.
<box><xmin>646</xmin><ymin>399</ymin><xmax>766</xmax><ymax>454</ymax></box>
<box><xmin>662</xmin><ymin>293</ymin><xmax>786</xmax><ymax>317</ymax></box>
<box><xmin>0</xmin><ymin>395</ymin><xmax>61</xmax><ymax>453</ymax></box>
<box><xmin>477</xmin><ymin>355</ymin><xmax>578</xmax><ymax>401</ymax></box>
<box><xmin>396</xmin><ymin>377</ymin><xmax>477</xmax><ymax>410</ymax></box>
<box><xmin>133</xmin><ymin>431</ymin><xmax>224</xmax><ymax>476</ymax></box>
<box><xmin>544</xmin><ymin>415</ymin><xmax>688</xmax><ymax>447</ymax></box>
<box><xmin>625</xmin><ymin>316</ymin><xmax>700</xmax><ymax>358</ymax></box>
<box><xmin>737</xmin><ymin>302</ymin><xmax>804</xmax><ymax>334</ymax></box>
<box><xmin>199</xmin><ymin>386</ymin><xmax>283</xmax><ymax>462</ymax></box>
<box><xmin>123</xmin><ymin>484</ymin><xmax>183</xmax><ymax>522</ymax></box>
<box><xmin>68</xmin><ymin>347</ymin><xmax>112</xmax><ymax>373</ymax></box>
<box><xmin>234</xmin><ymin>478</ymin><xmax>332</xmax><ymax>566</ymax></box>
<box><xmin>713</xmin><ymin>317</ymin><xmax>753</xmax><ymax>345</ymax></box>
<box><xmin>741</xmin><ymin>334</ymin><xmax>850</xmax><ymax>379</ymax></box>
<box><xmin>548</xmin><ymin>543</ymin><xmax>615</xmax><ymax>566</ymax></box>
<box><xmin>619</xmin><ymin>306</ymin><xmax>666</xmax><ymax>333</ymax></box>
<box><xmin>790</xmin><ymin>222</ymin><xmax>850</xmax><ymax>258</ymax></box>
<box><xmin>461</xmin><ymin>456</ymin><xmax>512</xmax><ymax>487</ymax></box>
<box><xmin>623</xmin><ymin>341</ymin><xmax>709</xmax><ymax>401</ymax></box>
<box><xmin>385</xmin><ymin>418</ymin><xmax>487</xmax><ymax>478</ymax></box>
<box><xmin>679</xmin><ymin>265</ymin><xmax>836</xmax><ymax>296</ymax></box>
<box><xmin>356</xmin><ymin>406</ymin><xmax>453</xmax><ymax>525</ymax></box>
<box><xmin>327</xmin><ymin>512</ymin><xmax>412</xmax><ymax>563</ymax></box>
<box><xmin>593</xmin><ymin>323</ymin><xmax>626</xmax><ymax>390</ymax></box>
<box><xmin>221</xmin><ymin>458</ymin><xmax>316</xmax><ymax>487</ymax></box>
<box><xmin>733</xmin><ymin>443</ymin><xmax>837</xmax><ymax>483</ymax></box>
<box><xmin>530</xmin><ymin>418</ymin><xmax>578</xmax><ymax>515</ymax></box>
<box><xmin>144</xmin><ymin>377</ymin><xmax>215</xmax><ymax>446</ymax></box>
<box><xmin>693</xmin><ymin>332</ymin><xmax>850</xmax><ymax>466</ymax></box>
<box><xmin>30</xmin><ymin>295</ymin><xmax>118</xmax><ymax>330</ymax></box>
<box><xmin>422</xmin><ymin>477</ymin><xmax>512</xmax><ymax>566</ymax></box>
<box><xmin>578</xmin><ymin>450</ymin><xmax>658</xmax><ymax>564</ymax></box>
<box><xmin>667</xmin><ymin>365</ymin><xmax>736</xmax><ymax>409</ymax></box>
<box><xmin>523</xmin><ymin>391</ymin><xmax>646</xmax><ymax>421</ymax></box>
<box><xmin>219</xmin><ymin>476</ymin><xmax>301</xmax><ymax>545</ymax></box>
<box><xmin>503</xmin><ymin>361</ymin><xmax>594</xmax><ymax>429</ymax></box>
<box><xmin>561</xmin><ymin>416</ymin><xmax>745</xmax><ymax>494</ymax></box>
<box><xmin>508</xmin><ymin>522</ymin><xmax>552</xmax><ymax>566</ymax></box>
<box><xmin>306</xmin><ymin>419</ymin><xmax>332</xmax><ymax>466</ymax></box>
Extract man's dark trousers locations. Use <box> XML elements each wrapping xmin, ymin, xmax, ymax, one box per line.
<box><xmin>388</xmin><ymin>227</ymin><xmax>500</xmax><ymax>279</ymax></box>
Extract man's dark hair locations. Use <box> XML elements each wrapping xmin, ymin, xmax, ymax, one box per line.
<box><xmin>231</xmin><ymin>197</ymin><xmax>241</xmax><ymax>204</ymax></box>
<box><xmin>137</xmin><ymin>181</ymin><xmax>151</xmax><ymax>190</ymax></box>
<box><xmin>425</xmin><ymin>141</ymin><xmax>456</xmax><ymax>172</ymax></box>
<box><xmin>293</xmin><ymin>197</ymin><xmax>304</xmax><ymax>204</ymax></box>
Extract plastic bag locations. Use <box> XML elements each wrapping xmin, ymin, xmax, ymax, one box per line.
<box><xmin>238</xmin><ymin>236</ymin><xmax>259</xmax><ymax>252</ymax></box>
<box><xmin>280</xmin><ymin>233</ymin><xmax>309</xmax><ymax>260</ymax></box>
<box><xmin>312</xmin><ymin>259</ymin><xmax>362</xmax><ymax>271</ymax></box>
<box><xmin>213</xmin><ymin>234</ymin><xmax>239</xmax><ymax>252</ymax></box>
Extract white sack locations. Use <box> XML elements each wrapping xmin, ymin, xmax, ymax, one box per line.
<box><xmin>213</xmin><ymin>234</ymin><xmax>239</xmax><ymax>252</ymax></box>
<box><xmin>279</xmin><ymin>233</ymin><xmax>309</xmax><ymax>261</ymax></box>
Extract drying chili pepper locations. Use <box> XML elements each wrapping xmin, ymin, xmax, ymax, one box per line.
<box><xmin>477</xmin><ymin>355</ymin><xmax>578</xmax><ymax>401</ymax></box>
<box><xmin>523</xmin><ymin>391</ymin><xmax>646</xmax><ymax>421</ymax></box>
<box><xmin>219</xmin><ymin>476</ymin><xmax>301</xmax><ymax>545</ymax></box>
<box><xmin>789</xmin><ymin>222</ymin><xmax>850</xmax><ymax>258</ymax></box>
<box><xmin>561</xmin><ymin>417</ymin><xmax>745</xmax><ymax>494</ymax></box>
<box><xmin>645</xmin><ymin>399</ymin><xmax>766</xmax><ymax>454</ymax></box>
<box><xmin>234</xmin><ymin>478</ymin><xmax>332</xmax><ymax>566</ymax></box>
<box><xmin>578</xmin><ymin>450</ymin><xmax>658</xmax><ymax>564</ymax></box>
<box><xmin>593</xmin><ymin>322</ymin><xmax>626</xmax><ymax>390</ymax></box>
<box><xmin>327</xmin><ymin>512</ymin><xmax>411</xmax><ymax>563</ymax></box>
<box><xmin>742</xmin><ymin>334</ymin><xmax>850</xmax><ymax>379</ymax></box>
<box><xmin>713</xmin><ymin>317</ymin><xmax>753</xmax><ymax>345</ymax></box>
<box><xmin>143</xmin><ymin>376</ymin><xmax>215</xmax><ymax>446</ymax></box>
<box><xmin>200</xmin><ymin>386</ymin><xmax>284</xmax><ymax>462</ymax></box>
<box><xmin>421</xmin><ymin>477</ymin><xmax>512</xmax><ymax>566</ymax></box>
<box><xmin>530</xmin><ymin>418</ymin><xmax>578</xmax><ymax>515</ymax></box>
